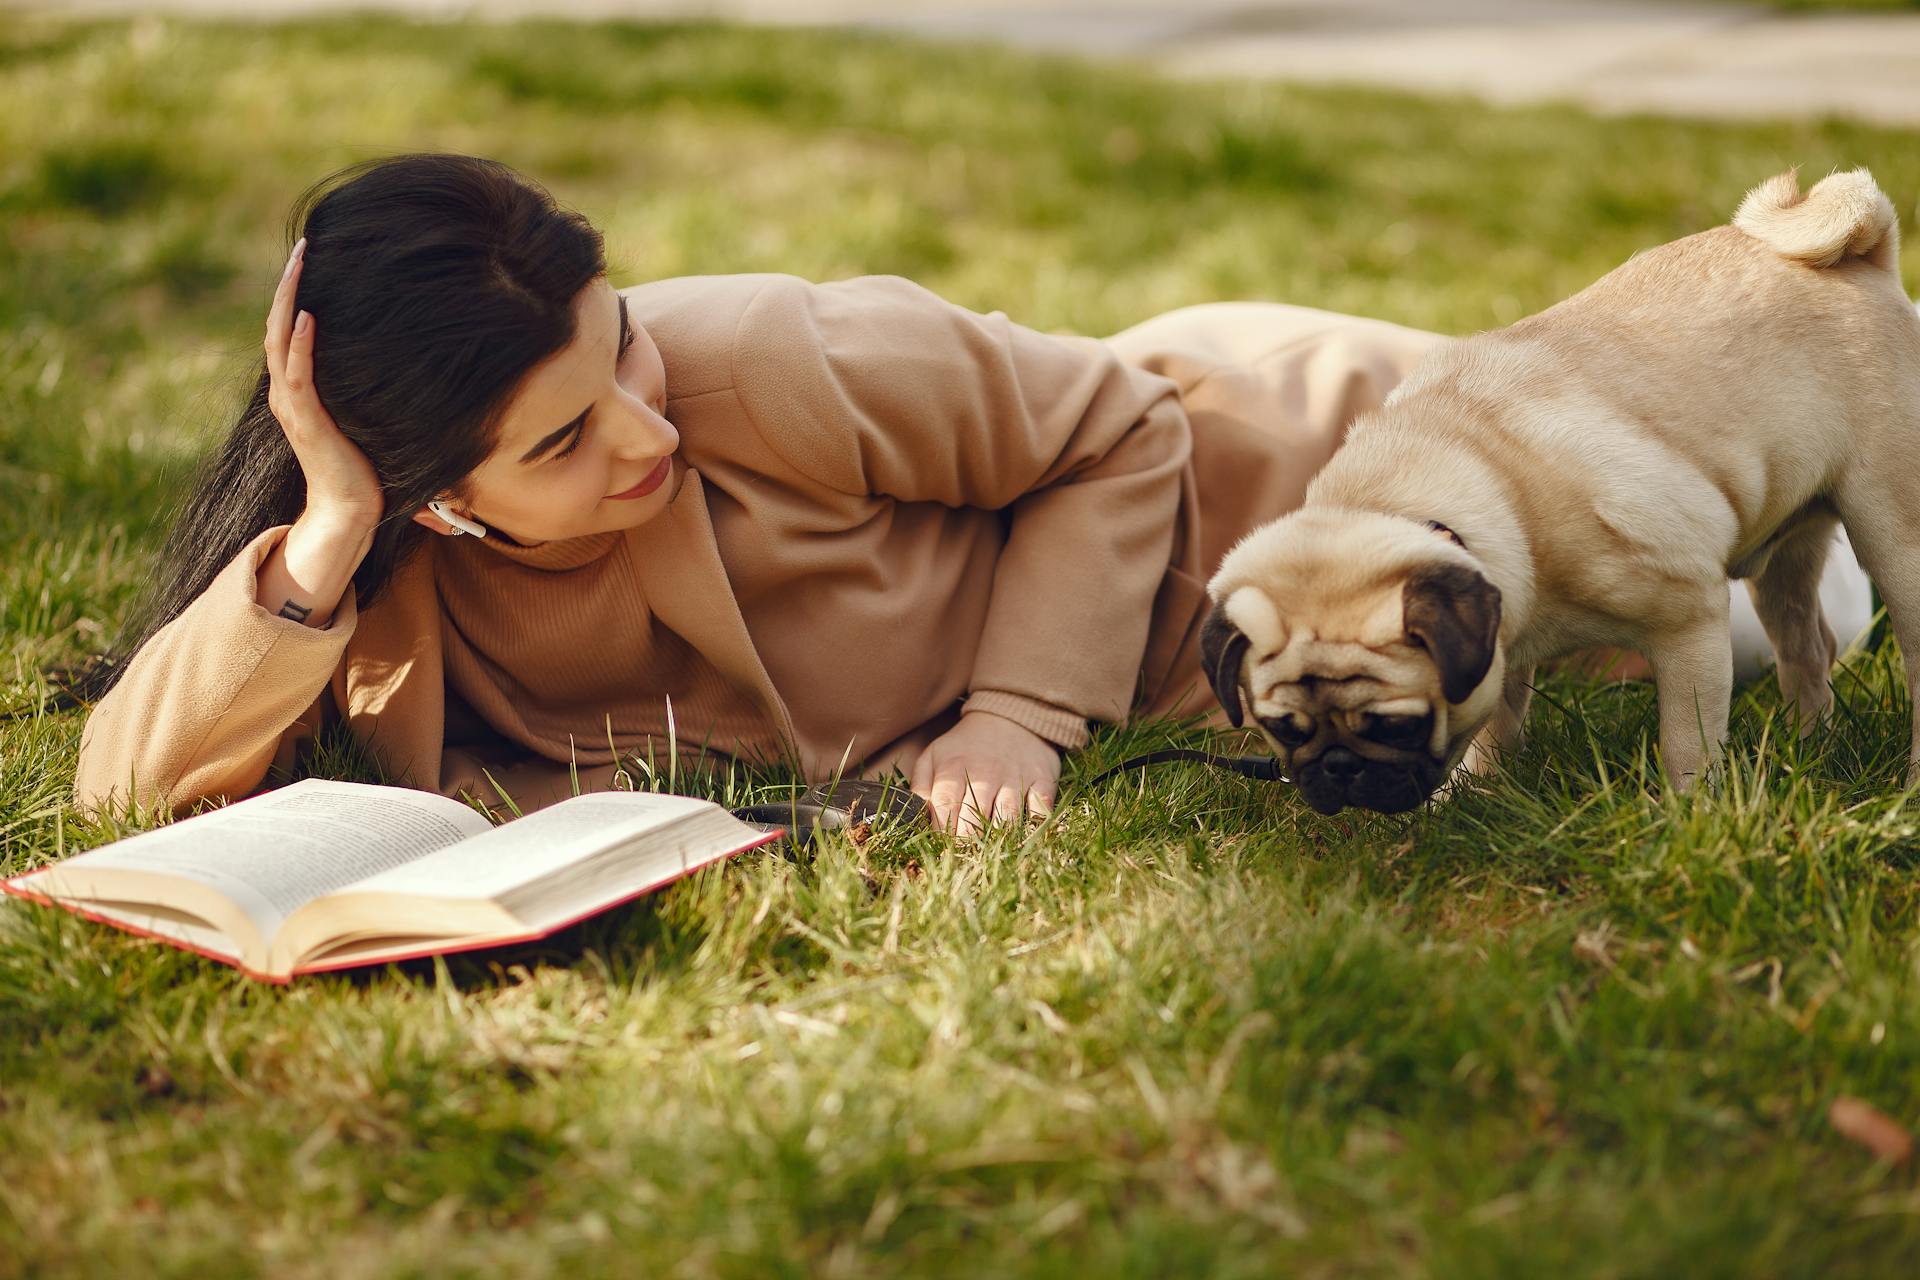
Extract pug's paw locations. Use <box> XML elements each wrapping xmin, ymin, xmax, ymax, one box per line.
<box><xmin>1461</xmin><ymin>732</ymin><xmax>1507</xmax><ymax>778</ymax></box>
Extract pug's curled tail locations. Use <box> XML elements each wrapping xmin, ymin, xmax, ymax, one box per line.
<box><xmin>1734</xmin><ymin>168</ymin><xmax>1899</xmax><ymax>272</ymax></box>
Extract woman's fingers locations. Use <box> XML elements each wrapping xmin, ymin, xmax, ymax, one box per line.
<box><xmin>927</xmin><ymin>773</ymin><xmax>967</xmax><ymax>834</ymax></box>
<box><xmin>935</xmin><ymin>771</ymin><xmax>1019</xmax><ymax>837</ymax></box>
<box><xmin>266</xmin><ymin>239</ymin><xmax>337</xmax><ymax>444</ymax></box>
<box><xmin>263</xmin><ymin>237</ymin><xmax>305</xmax><ymax>386</ymax></box>
<box><xmin>922</xmin><ymin>764</ymin><xmax>987</xmax><ymax>836</ymax></box>
<box><xmin>910</xmin><ymin>751</ymin><xmax>941</xmax><ymax>826</ymax></box>
<box><xmin>283</xmin><ymin>308</ymin><xmax>316</xmax><ymax>416</ymax></box>
<box><xmin>257</xmin><ymin>243</ymin><xmax>386</xmax><ymax>529</ymax></box>
<box><xmin>913</xmin><ymin>732</ymin><xmax>1060</xmax><ymax>836</ymax></box>
<box><xmin>953</xmin><ymin>781</ymin><xmax>989</xmax><ymax>838</ymax></box>
<box><xmin>266</xmin><ymin>244</ymin><xmax>320</xmax><ymax>440</ymax></box>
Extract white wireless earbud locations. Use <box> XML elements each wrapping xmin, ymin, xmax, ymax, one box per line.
<box><xmin>427</xmin><ymin>500</ymin><xmax>487</xmax><ymax>539</ymax></box>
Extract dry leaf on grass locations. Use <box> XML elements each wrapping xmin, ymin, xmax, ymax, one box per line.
<box><xmin>1828</xmin><ymin>1096</ymin><xmax>1914</xmax><ymax>1165</ymax></box>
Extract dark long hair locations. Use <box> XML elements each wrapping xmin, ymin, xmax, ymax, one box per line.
<box><xmin>60</xmin><ymin>153</ymin><xmax>606</xmax><ymax>706</ymax></box>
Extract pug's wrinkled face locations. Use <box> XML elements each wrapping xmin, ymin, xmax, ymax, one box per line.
<box><xmin>1202</xmin><ymin>513</ymin><xmax>1504</xmax><ymax>816</ymax></box>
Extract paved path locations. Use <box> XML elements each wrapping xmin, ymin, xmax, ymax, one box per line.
<box><xmin>8</xmin><ymin>0</ymin><xmax>1920</xmax><ymax>126</ymax></box>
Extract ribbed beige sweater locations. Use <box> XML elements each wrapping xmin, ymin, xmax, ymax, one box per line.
<box><xmin>436</xmin><ymin>530</ymin><xmax>782</xmax><ymax>769</ymax></box>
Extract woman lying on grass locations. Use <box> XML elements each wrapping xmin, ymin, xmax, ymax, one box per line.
<box><xmin>66</xmin><ymin>153</ymin><xmax>1867</xmax><ymax>834</ymax></box>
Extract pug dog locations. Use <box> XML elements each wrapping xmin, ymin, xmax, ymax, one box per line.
<box><xmin>1201</xmin><ymin>169</ymin><xmax>1920</xmax><ymax>815</ymax></box>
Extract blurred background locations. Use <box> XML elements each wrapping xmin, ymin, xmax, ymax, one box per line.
<box><xmin>18</xmin><ymin>0</ymin><xmax>1920</xmax><ymax>125</ymax></box>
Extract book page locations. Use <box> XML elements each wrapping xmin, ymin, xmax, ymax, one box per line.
<box><xmin>37</xmin><ymin>779</ymin><xmax>493</xmax><ymax>941</ymax></box>
<box><xmin>345</xmin><ymin>791</ymin><xmax>719</xmax><ymax>902</ymax></box>
<box><xmin>63</xmin><ymin>899</ymin><xmax>245</xmax><ymax>966</ymax></box>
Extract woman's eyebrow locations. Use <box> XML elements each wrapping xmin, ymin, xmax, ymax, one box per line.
<box><xmin>518</xmin><ymin>409</ymin><xmax>588</xmax><ymax>465</ymax></box>
<box><xmin>518</xmin><ymin>294</ymin><xmax>627</xmax><ymax>464</ymax></box>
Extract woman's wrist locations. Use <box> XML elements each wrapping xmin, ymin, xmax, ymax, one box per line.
<box><xmin>961</xmin><ymin>690</ymin><xmax>1089</xmax><ymax>751</ymax></box>
<box><xmin>298</xmin><ymin>502</ymin><xmax>381</xmax><ymax>544</ymax></box>
<box><xmin>254</xmin><ymin>509</ymin><xmax>374</xmax><ymax>628</ymax></box>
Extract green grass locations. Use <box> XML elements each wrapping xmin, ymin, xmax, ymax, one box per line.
<box><xmin>5</xmin><ymin>12</ymin><xmax>1920</xmax><ymax>1277</ymax></box>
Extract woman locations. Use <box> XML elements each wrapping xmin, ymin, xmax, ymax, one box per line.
<box><xmin>70</xmin><ymin>152</ymin><xmax>1447</xmax><ymax>834</ymax></box>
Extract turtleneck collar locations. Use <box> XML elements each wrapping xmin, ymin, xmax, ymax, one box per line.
<box><xmin>468</xmin><ymin>528</ymin><xmax>623</xmax><ymax>571</ymax></box>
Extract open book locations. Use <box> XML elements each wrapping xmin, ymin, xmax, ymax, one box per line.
<box><xmin>2</xmin><ymin>779</ymin><xmax>779</xmax><ymax>982</ymax></box>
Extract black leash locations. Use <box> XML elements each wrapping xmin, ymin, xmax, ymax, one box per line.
<box><xmin>1084</xmin><ymin>749</ymin><xmax>1287</xmax><ymax>788</ymax></box>
<box><xmin>733</xmin><ymin>750</ymin><xmax>1289</xmax><ymax>843</ymax></box>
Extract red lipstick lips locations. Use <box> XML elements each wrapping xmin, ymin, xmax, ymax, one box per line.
<box><xmin>608</xmin><ymin>456</ymin><xmax>671</xmax><ymax>501</ymax></box>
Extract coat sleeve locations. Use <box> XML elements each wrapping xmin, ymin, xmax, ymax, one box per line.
<box><xmin>74</xmin><ymin>524</ymin><xmax>358</xmax><ymax>819</ymax></box>
<box><xmin>730</xmin><ymin>276</ymin><xmax>1191</xmax><ymax>745</ymax></box>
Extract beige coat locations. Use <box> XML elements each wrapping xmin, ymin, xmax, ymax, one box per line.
<box><xmin>74</xmin><ymin>274</ymin><xmax>1443</xmax><ymax>819</ymax></box>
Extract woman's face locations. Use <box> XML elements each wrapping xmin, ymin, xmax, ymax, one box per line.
<box><xmin>417</xmin><ymin>276</ymin><xmax>680</xmax><ymax>545</ymax></box>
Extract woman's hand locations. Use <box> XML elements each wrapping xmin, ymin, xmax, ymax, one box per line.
<box><xmin>265</xmin><ymin>237</ymin><xmax>384</xmax><ymax>534</ymax></box>
<box><xmin>253</xmin><ymin>239</ymin><xmax>383</xmax><ymax>628</ymax></box>
<box><xmin>910</xmin><ymin>711</ymin><xmax>1061</xmax><ymax>837</ymax></box>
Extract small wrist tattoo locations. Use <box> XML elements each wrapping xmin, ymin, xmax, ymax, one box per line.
<box><xmin>277</xmin><ymin>599</ymin><xmax>313</xmax><ymax>623</ymax></box>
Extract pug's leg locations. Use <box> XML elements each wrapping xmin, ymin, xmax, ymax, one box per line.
<box><xmin>1742</xmin><ymin>514</ymin><xmax>1840</xmax><ymax>733</ymax></box>
<box><xmin>1830</xmin><ymin>502</ymin><xmax>1920</xmax><ymax>785</ymax></box>
<box><xmin>1648</xmin><ymin>608</ymin><xmax>1734</xmax><ymax>791</ymax></box>
<box><xmin>1463</xmin><ymin>663</ymin><xmax>1535</xmax><ymax>775</ymax></box>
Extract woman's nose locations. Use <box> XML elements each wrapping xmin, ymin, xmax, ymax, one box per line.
<box><xmin>610</xmin><ymin>392</ymin><xmax>678</xmax><ymax>458</ymax></box>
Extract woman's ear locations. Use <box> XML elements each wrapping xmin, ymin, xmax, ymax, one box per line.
<box><xmin>414</xmin><ymin>499</ymin><xmax>487</xmax><ymax>538</ymax></box>
<box><xmin>411</xmin><ymin>507</ymin><xmax>458</xmax><ymax>536</ymax></box>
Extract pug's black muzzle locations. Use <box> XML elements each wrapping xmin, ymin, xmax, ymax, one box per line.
<box><xmin>1293</xmin><ymin>747</ymin><xmax>1446</xmax><ymax>815</ymax></box>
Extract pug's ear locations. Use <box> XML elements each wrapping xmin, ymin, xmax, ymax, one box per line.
<box><xmin>1403</xmin><ymin>563</ymin><xmax>1502</xmax><ymax>704</ymax></box>
<box><xmin>1200</xmin><ymin>602</ymin><xmax>1252</xmax><ymax>727</ymax></box>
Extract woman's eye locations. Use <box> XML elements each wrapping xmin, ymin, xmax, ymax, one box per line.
<box><xmin>553</xmin><ymin>427</ymin><xmax>585</xmax><ymax>460</ymax></box>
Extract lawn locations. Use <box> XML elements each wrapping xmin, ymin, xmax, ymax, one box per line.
<box><xmin>5</xmin><ymin>12</ymin><xmax>1920</xmax><ymax>1278</ymax></box>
